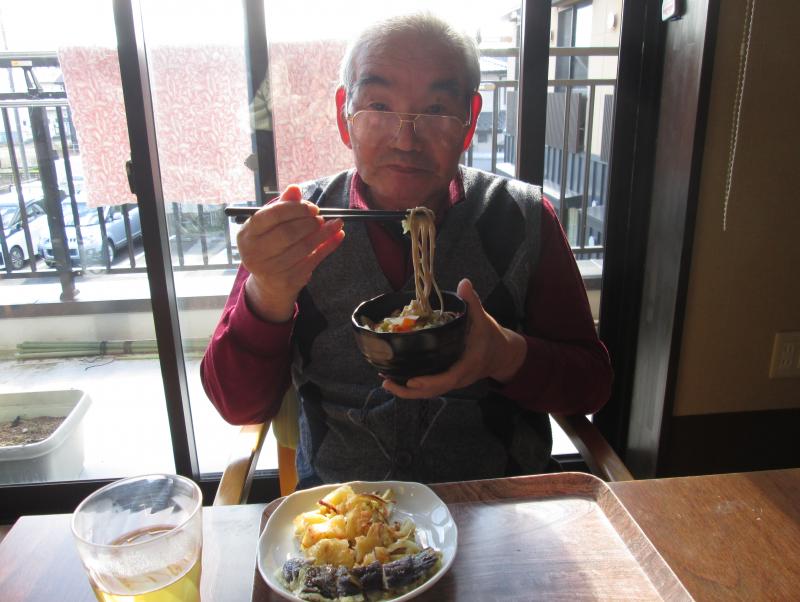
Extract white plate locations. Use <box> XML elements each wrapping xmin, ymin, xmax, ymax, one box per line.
<box><xmin>257</xmin><ymin>480</ymin><xmax>458</xmax><ymax>602</ymax></box>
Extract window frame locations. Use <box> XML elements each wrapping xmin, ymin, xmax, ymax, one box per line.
<box><xmin>2</xmin><ymin>0</ymin><xmax>688</xmax><ymax>518</ymax></box>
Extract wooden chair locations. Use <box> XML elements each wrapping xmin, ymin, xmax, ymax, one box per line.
<box><xmin>214</xmin><ymin>388</ymin><xmax>300</xmax><ymax>506</ymax></box>
<box><xmin>213</xmin><ymin>390</ymin><xmax>633</xmax><ymax>506</ymax></box>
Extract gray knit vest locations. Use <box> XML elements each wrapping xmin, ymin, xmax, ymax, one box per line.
<box><xmin>290</xmin><ymin>167</ymin><xmax>552</xmax><ymax>484</ymax></box>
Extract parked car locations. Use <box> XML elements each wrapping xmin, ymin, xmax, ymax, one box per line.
<box><xmin>39</xmin><ymin>201</ymin><xmax>142</xmax><ymax>267</ymax></box>
<box><xmin>229</xmin><ymin>217</ymin><xmax>242</xmax><ymax>260</ymax></box>
<box><xmin>0</xmin><ymin>196</ymin><xmax>50</xmax><ymax>270</ymax></box>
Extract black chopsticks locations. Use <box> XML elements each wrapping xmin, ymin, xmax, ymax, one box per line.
<box><xmin>224</xmin><ymin>206</ymin><xmax>409</xmax><ymax>224</ymax></box>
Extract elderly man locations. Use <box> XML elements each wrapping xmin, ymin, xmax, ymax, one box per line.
<box><xmin>202</xmin><ymin>13</ymin><xmax>612</xmax><ymax>488</ymax></box>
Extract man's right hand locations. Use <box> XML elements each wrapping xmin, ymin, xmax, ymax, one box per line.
<box><xmin>237</xmin><ymin>185</ymin><xmax>345</xmax><ymax>323</ymax></box>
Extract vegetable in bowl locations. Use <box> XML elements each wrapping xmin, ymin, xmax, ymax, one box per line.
<box><xmin>363</xmin><ymin>301</ymin><xmax>460</xmax><ymax>333</ymax></box>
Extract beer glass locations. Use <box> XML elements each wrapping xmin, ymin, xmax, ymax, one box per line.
<box><xmin>71</xmin><ymin>474</ymin><xmax>203</xmax><ymax>602</ymax></box>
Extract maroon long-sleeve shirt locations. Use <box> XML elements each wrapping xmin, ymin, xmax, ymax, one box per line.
<box><xmin>201</xmin><ymin>172</ymin><xmax>612</xmax><ymax>425</ymax></box>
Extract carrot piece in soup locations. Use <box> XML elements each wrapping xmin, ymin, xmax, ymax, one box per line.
<box><xmin>393</xmin><ymin>318</ymin><xmax>417</xmax><ymax>332</ymax></box>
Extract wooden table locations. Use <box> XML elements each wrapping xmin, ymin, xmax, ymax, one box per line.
<box><xmin>0</xmin><ymin>469</ymin><xmax>797</xmax><ymax>601</ymax></box>
<box><xmin>611</xmin><ymin>468</ymin><xmax>800</xmax><ymax>600</ymax></box>
<box><xmin>0</xmin><ymin>503</ymin><xmax>266</xmax><ymax>602</ymax></box>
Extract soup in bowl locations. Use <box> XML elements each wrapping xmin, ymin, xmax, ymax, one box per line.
<box><xmin>351</xmin><ymin>291</ymin><xmax>467</xmax><ymax>385</ymax></box>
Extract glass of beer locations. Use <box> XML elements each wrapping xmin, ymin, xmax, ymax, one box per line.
<box><xmin>71</xmin><ymin>474</ymin><xmax>203</xmax><ymax>602</ymax></box>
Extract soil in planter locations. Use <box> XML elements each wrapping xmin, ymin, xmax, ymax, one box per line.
<box><xmin>0</xmin><ymin>415</ymin><xmax>66</xmax><ymax>446</ymax></box>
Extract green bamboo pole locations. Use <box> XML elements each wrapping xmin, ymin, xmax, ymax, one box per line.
<box><xmin>15</xmin><ymin>338</ymin><xmax>210</xmax><ymax>360</ymax></box>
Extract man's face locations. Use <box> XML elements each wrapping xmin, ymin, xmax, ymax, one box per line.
<box><xmin>339</xmin><ymin>32</ymin><xmax>473</xmax><ymax>211</ymax></box>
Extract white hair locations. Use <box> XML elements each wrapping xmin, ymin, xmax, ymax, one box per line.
<box><xmin>339</xmin><ymin>12</ymin><xmax>481</xmax><ymax>111</ymax></box>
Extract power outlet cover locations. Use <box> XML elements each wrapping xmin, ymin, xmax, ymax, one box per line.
<box><xmin>769</xmin><ymin>332</ymin><xmax>800</xmax><ymax>378</ymax></box>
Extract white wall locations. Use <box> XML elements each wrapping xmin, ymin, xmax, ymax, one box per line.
<box><xmin>0</xmin><ymin>308</ymin><xmax>222</xmax><ymax>352</ymax></box>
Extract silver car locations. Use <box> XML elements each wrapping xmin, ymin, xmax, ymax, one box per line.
<box><xmin>39</xmin><ymin>201</ymin><xmax>142</xmax><ymax>267</ymax></box>
<box><xmin>0</xmin><ymin>197</ymin><xmax>50</xmax><ymax>270</ymax></box>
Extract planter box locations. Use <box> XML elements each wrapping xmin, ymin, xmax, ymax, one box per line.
<box><xmin>0</xmin><ymin>389</ymin><xmax>91</xmax><ymax>484</ymax></box>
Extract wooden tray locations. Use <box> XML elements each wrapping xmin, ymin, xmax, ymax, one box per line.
<box><xmin>252</xmin><ymin>472</ymin><xmax>692</xmax><ymax>601</ymax></box>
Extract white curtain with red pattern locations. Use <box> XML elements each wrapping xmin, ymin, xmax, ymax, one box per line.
<box><xmin>58</xmin><ymin>41</ymin><xmax>353</xmax><ymax>208</ymax></box>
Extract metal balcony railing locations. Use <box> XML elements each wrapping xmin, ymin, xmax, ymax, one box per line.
<box><xmin>1</xmin><ymin>46</ymin><xmax>617</xmax><ymax>292</ymax></box>
<box><xmin>0</xmin><ymin>55</ymin><xmax>252</xmax><ymax>282</ymax></box>
<box><xmin>463</xmin><ymin>46</ymin><xmax>618</xmax><ymax>261</ymax></box>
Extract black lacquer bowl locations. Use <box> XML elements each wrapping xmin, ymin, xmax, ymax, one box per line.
<box><xmin>351</xmin><ymin>291</ymin><xmax>468</xmax><ymax>385</ymax></box>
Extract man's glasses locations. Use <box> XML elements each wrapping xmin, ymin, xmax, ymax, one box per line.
<box><xmin>347</xmin><ymin>110</ymin><xmax>469</xmax><ymax>143</ymax></box>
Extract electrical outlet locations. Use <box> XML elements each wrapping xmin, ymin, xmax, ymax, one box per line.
<box><xmin>769</xmin><ymin>332</ymin><xmax>800</xmax><ymax>378</ymax></box>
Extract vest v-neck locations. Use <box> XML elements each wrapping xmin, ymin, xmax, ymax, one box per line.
<box><xmin>347</xmin><ymin>169</ymin><xmax>477</xmax><ymax>293</ymax></box>
<box><xmin>360</xmin><ymin>204</ymin><xmax>477</xmax><ymax>295</ymax></box>
<box><xmin>317</xmin><ymin>173</ymin><xmax>395</xmax><ymax>296</ymax></box>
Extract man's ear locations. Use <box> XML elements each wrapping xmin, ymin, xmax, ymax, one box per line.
<box><xmin>335</xmin><ymin>87</ymin><xmax>352</xmax><ymax>148</ymax></box>
<box><xmin>462</xmin><ymin>92</ymin><xmax>483</xmax><ymax>151</ymax></box>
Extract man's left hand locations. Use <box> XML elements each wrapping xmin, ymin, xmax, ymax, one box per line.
<box><xmin>381</xmin><ymin>278</ymin><xmax>528</xmax><ymax>399</ymax></box>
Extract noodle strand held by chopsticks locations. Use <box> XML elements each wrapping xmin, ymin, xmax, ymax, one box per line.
<box><xmin>365</xmin><ymin>207</ymin><xmax>456</xmax><ymax>333</ymax></box>
<box><xmin>406</xmin><ymin>206</ymin><xmax>443</xmax><ymax>318</ymax></box>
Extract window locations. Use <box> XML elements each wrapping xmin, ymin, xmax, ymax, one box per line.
<box><xmin>1</xmin><ymin>0</ymin><xmax>628</xmax><ymax>515</ymax></box>
<box><xmin>0</xmin><ymin>2</ymin><xmax>177</xmax><ymax>497</ymax></box>
<box><xmin>547</xmin><ymin>0</ymin><xmax>620</xmax><ymax>295</ymax></box>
